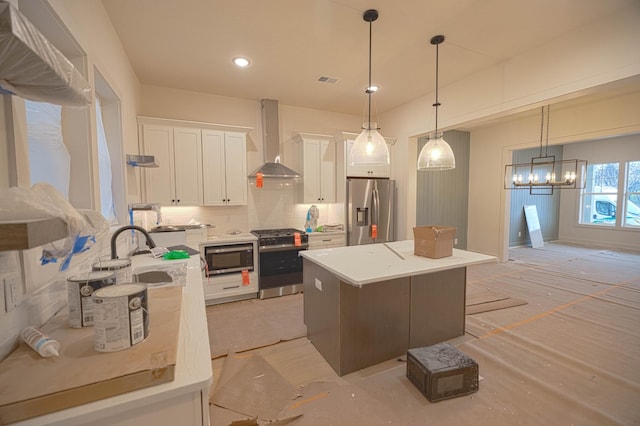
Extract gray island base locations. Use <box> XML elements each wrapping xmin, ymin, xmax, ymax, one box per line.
<box><xmin>300</xmin><ymin>241</ymin><xmax>497</xmax><ymax>376</ymax></box>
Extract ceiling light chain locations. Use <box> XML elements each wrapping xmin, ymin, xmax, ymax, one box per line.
<box><xmin>366</xmin><ymin>10</ymin><xmax>373</xmax><ymax>129</ymax></box>
<box><xmin>417</xmin><ymin>35</ymin><xmax>456</xmax><ymax>171</ymax></box>
<box><xmin>349</xmin><ymin>9</ymin><xmax>390</xmax><ymax>166</ymax></box>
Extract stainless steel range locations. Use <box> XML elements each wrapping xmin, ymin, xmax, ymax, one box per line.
<box><xmin>251</xmin><ymin>228</ymin><xmax>309</xmax><ymax>299</ymax></box>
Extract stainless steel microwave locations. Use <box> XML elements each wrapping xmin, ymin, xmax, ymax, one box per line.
<box><xmin>201</xmin><ymin>242</ymin><xmax>255</xmax><ymax>276</ymax></box>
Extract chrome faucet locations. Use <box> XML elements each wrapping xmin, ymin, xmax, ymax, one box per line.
<box><xmin>111</xmin><ymin>225</ymin><xmax>157</xmax><ymax>259</ymax></box>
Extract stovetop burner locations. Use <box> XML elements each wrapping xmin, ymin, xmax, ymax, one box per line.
<box><xmin>251</xmin><ymin>228</ymin><xmax>308</xmax><ymax>247</ymax></box>
<box><xmin>251</xmin><ymin>228</ymin><xmax>306</xmax><ymax>237</ymax></box>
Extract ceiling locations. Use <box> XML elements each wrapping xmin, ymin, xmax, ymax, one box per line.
<box><xmin>101</xmin><ymin>0</ymin><xmax>636</xmax><ymax>117</ymax></box>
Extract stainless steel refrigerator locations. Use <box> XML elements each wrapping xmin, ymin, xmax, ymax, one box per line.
<box><xmin>346</xmin><ymin>178</ymin><xmax>395</xmax><ymax>245</ymax></box>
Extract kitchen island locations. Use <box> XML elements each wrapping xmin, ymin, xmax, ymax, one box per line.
<box><xmin>300</xmin><ymin>240</ymin><xmax>496</xmax><ymax>376</ymax></box>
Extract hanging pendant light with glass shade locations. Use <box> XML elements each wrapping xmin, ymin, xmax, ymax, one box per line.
<box><xmin>349</xmin><ymin>9</ymin><xmax>390</xmax><ymax>166</ymax></box>
<box><xmin>417</xmin><ymin>35</ymin><xmax>455</xmax><ymax>171</ymax></box>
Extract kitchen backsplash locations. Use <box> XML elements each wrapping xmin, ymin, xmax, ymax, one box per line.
<box><xmin>155</xmin><ymin>180</ymin><xmax>345</xmax><ymax>234</ymax></box>
<box><xmin>0</xmin><ymin>235</ymin><xmax>129</xmax><ymax>361</ymax></box>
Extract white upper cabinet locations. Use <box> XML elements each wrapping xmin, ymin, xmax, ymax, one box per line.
<box><xmin>173</xmin><ymin>127</ymin><xmax>204</xmax><ymax>205</ymax></box>
<box><xmin>138</xmin><ymin>117</ymin><xmax>250</xmax><ymax>207</ymax></box>
<box><xmin>293</xmin><ymin>133</ymin><xmax>335</xmax><ymax>203</ymax></box>
<box><xmin>202</xmin><ymin>130</ymin><xmax>247</xmax><ymax>206</ymax></box>
<box><xmin>140</xmin><ymin>124</ymin><xmax>203</xmax><ymax>206</ymax></box>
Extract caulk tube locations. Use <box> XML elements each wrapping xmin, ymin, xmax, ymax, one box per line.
<box><xmin>21</xmin><ymin>326</ymin><xmax>60</xmax><ymax>357</ymax></box>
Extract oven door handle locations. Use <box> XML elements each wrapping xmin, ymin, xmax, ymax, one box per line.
<box><xmin>259</xmin><ymin>244</ymin><xmax>309</xmax><ymax>253</ymax></box>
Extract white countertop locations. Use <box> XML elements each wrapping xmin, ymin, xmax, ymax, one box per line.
<box><xmin>308</xmin><ymin>230</ymin><xmax>346</xmax><ymax>237</ymax></box>
<box><xmin>15</xmin><ymin>254</ymin><xmax>212</xmax><ymax>425</ymax></box>
<box><xmin>299</xmin><ymin>240</ymin><xmax>497</xmax><ymax>287</ymax></box>
<box><xmin>205</xmin><ymin>232</ymin><xmax>256</xmax><ymax>244</ymax></box>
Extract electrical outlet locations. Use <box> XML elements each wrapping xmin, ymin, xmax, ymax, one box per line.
<box><xmin>518</xmin><ymin>231</ymin><xmax>522</xmax><ymax>237</ymax></box>
<box><xmin>0</xmin><ymin>280</ymin><xmax>5</xmax><ymax>315</ymax></box>
<box><xmin>3</xmin><ymin>274</ymin><xmax>20</xmax><ymax>312</ymax></box>
<box><xmin>454</xmin><ymin>238</ymin><xmax>458</xmax><ymax>245</ymax></box>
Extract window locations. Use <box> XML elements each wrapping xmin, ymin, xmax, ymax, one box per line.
<box><xmin>94</xmin><ymin>68</ymin><xmax>126</xmax><ymax>225</ymax></box>
<box><xmin>26</xmin><ymin>100</ymin><xmax>70</xmax><ymax>199</ymax></box>
<box><xmin>580</xmin><ymin>161</ymin><xmax>640</xmax><ymax>228</ymax></box>
<box><xmin>96</xmin><ymin>97</ymin><xmax>117</xmax><ymax>223</ymax></box>
<box><xmin>624</xmin><ymin>161</ymin><xmax>640</xmax><ymax>227</ymax></box>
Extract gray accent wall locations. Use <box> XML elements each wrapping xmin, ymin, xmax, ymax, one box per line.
<box><xmin>416</xmin><ymin>130</ymin><xmax>470</xmax><ymax>249</ymax></box>
<box><xmin>509</xmin><ymin>145</ymin><xmax>563</xmax><ymax>247</ymax></box>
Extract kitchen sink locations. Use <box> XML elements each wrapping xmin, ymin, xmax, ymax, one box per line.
<box><xmin>132</xmin><ymin>263</ymin><xmax>188</xmax><ymax>287</ymax></box>
<box><xmin>133</xmin><ymin>270</ymin><xmax>173</xmax><ymax>284</ymax></box>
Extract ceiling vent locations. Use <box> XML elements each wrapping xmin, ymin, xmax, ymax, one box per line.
<box><xmin>317</xmin><ymin>76</ymin><xmax>338</xmax><ymax>84</ymax></box>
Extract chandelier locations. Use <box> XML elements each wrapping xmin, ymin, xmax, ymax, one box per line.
<box><xmin>504</xmin><ymin>105</ymin><xmax>587</xmax><ymax>195</ymax></box>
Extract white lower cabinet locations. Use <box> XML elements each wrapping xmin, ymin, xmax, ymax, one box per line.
<box><xmin>308</xmin><ymin>232</ymin><xmax>346</xmax><ymax>250</ymax></box>
<box><xmin>203</xmin><ymin>273</ymin><xmax>258</xmax><ymax>304</ymax></box>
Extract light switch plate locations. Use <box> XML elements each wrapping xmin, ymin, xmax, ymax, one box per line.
<box><xmin>314</xmin><ymin>278</ymin><xmax>322</xmax><ymax>291</ymax></box>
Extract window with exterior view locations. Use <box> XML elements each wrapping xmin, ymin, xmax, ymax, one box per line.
<box><xmin>624</xmin><ymin>161</ymin><xmax>640</xmax><ymax>228</ymax></box>
<box><xmin>580</xmin><ymin>161</ymin><xmax>640</xmax><ymax>228</ymax></box>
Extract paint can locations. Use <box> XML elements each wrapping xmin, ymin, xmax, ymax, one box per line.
<box><xmin>92</xmin><ymin>258</ymin><xmax>132</xmax><ymax>283</ymax></box>
<box><xmin>67</xmin><ymin>271</ymin><xmax>117</xmax><ymax>328</ymax></box>
<box><xmin>92</xmin><ymin>283</ymin><xmax>149</xmax><ymax>352</ymax></box>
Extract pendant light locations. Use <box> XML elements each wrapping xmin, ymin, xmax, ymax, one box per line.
<box><xmin>349</xmin><ymin>9</ymin><xmax>390</xmax><ymax>166</ymax></box>
<box><xmin>417</xmin><ymin>35</ymin><xmax>455</xmax><ymax>171</ymax></box>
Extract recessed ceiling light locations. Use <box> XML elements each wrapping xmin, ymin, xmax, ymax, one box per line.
<box><xmin>233</xmin><ymin>57</ymin><xmax>250</xmax><ymax>67</ymax></box>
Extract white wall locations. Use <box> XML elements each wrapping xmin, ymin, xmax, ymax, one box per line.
<box><xmin>0</xmin><ymin>0</ymin><xmax>142</xmax><ymax>360</ymax></box>
<box><xmin>139</xmin><ymin>85</ymin><xmax>361</xmax><ymax>232</ymax></box>
<box><xmin>381</xmin><ymin>3</ymin><xmax>640</xmax><ymax>259</ymax></box>
<box><xmin>559</xmin><ymin>134</ymin><xmax>640</xmax><ymax>250</ymax></box>
<box><xmin>468</xmin><ymin>91</ymin><xmax>640</xmax><ymax>261</ymax></box>
<box><xmin>48</xmin><ymin>0</ymin><xmax>143</xmax><ymax>204</ymax></box>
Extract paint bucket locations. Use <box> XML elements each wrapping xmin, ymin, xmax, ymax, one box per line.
<box><xmin>92</xmin><ymin>258</ymin><xmax>132</xmax><ymax>283</ymax></box>
<box><xmin>92</xmin><ymin>283</ymin><xmax>149</xmax><ymax>352</ymax></box>
<box><xmin>67</xmin><ymin>271</ymin><xmax>117</xmax><ymax>328</ymax></box>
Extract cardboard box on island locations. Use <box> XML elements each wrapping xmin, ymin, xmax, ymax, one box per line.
<box><xmin>413</xmin><ymin>225</ymin><xmax>456</xmax><ymax>258</ymax></box>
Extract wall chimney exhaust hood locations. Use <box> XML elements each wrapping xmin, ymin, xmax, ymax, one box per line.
<box><xmin>248</xmin><ymin>99</ymin><xmax>301</xmax><ymax>179</ymax></box>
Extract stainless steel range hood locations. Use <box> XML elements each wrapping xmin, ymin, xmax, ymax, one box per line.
<box><xmin>248</xmin><ymin>99</ymin><xmax>301</xmax><ymax>178</ymax></box>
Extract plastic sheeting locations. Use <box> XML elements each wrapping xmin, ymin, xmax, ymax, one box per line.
<box><xmin>0</xmin><ymin>1</ymin><xmax>90</xmax><ymax>107</ymax></box>
<box><xmin>0</xmin><ymin>183</ymin><xmax>109</xmax><ymax>270</ymax></box>
<box><xmin>25</xmin><ymin>100</ymin><xmax>70</xmax><ymax>199</ymax></box>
